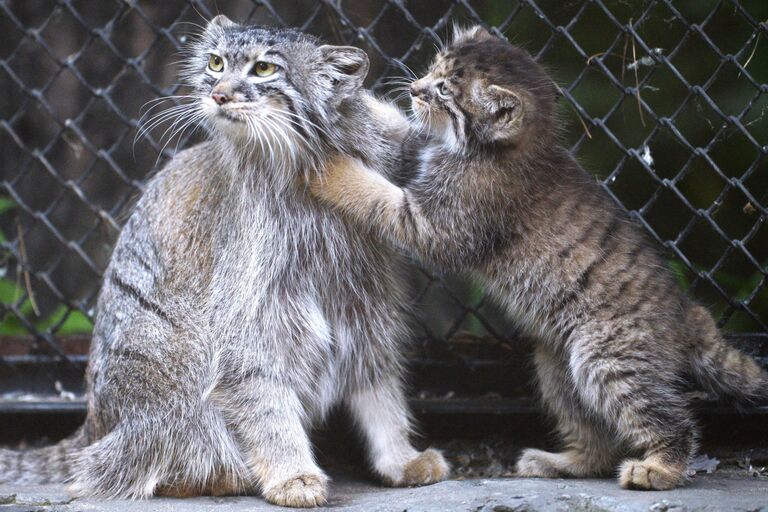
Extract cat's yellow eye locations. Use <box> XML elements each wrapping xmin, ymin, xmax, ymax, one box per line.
<box><xmin>208</xmin><ymin>54</ymin><xmax>224</xmax><ymax>72</ymax></box>
<box><xmin>252</xmin><ymin>61</ymin><xmax>277</xmax><ymax>77</ymax></box>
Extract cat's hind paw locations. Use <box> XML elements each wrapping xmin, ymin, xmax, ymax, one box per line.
<box><xmin>618</xmin><ymin>458</ymin><xmax>686</xmax><ymax>490</ymax></box>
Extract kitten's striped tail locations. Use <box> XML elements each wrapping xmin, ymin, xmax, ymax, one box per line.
<box><xmin>0</xmin><ymin>428</ymin><xmax>86</xmax><ymax>485</ymax></box>
<box><xmin>687</xmin><ymin>305</ymin><xmax>768</xmax><ymax>403</ymax></box>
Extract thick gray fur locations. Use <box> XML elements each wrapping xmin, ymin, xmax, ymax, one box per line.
<box><xmin>0</xmin><ymin>17</ymin><xmax>448</xmax><ymax>506</ymax></box>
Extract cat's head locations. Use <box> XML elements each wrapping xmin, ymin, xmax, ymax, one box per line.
<box><xmin>409</xmin><ymin>26</ymin><xmax>557</xmax><ymax>153</ymax></box>
<box><xmin>181</xmin><ymin>16</ymin><xmax>369</xmax><ymax>165</ymax></box>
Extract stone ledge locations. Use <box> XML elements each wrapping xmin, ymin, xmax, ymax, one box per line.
<box><xmin>1</xmin><ymin>470</ymin><xmax>767</xmax><ymax>512</ymax></box>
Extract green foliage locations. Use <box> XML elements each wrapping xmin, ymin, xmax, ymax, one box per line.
<box><xmin>0</xmin><ymin>277</ymin><xmax>93</xmax><ymax>336</ymax></box>
<box><xmin>0</xmin><ymin>197</ymin><xmax>93</xmax><ymax>336</ymax></box>
<box><xmin>0</xmin><ymin>198</ymin><xmax>14</xmax><ymax>244</ymax></box>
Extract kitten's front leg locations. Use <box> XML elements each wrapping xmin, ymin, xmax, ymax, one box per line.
<box><xmin>311</xmin><ymin>155</ymin><xmax>407</xmax><ymax>231</ymax></box>
<box><xmin>346</xmin><ymin>377</ymin><xmax>450</xmax><ymax>487</ymax></box>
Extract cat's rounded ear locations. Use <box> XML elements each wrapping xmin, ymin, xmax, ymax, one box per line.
<box><xmin>482</xmin><ymin>84</ymin><xmax>524</xmax><ymax>141</ymax></box>
<box><xmin>209</xmin><ymin>14</ymin><xmax>236</xmax><ymax>29</ymax></box>
<box><xmin>319</xmin><ymin>45</ymin><xmax>370</xmax><ymax>97</ymax></box>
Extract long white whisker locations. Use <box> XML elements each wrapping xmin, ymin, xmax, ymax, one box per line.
<box><xmin>261</xmin><ymin>117</ymin><xmax>285</xmax><ymax>165</ymax></box>
<box><xmin>266</xmin><ymin>114</ymin><xmax>302</xmax><ymax>168</ymax></box>
<box><xmin>270</xmin><ymin>112</ymin><xmax>316</xmax><ymax>143</ymax></box>
<box><xmin>136</xmin><ymin>103</ymin><xmax>198</xmax><ymax>141</ymax></box>
<box><xmin>139</xmin><ymin>95</ymin><xmax>199</xmax><ymax>113</ymax></box>
<box><xmin>133</xmin><ymin>103</ymin><xmax>200</xmax><ymax>160</ymax></box>
<box><xmin>169</xmin><ymin>110</ymin><xmax>206</xmax><ymax>155</ymax></box>
<box><xmin>271</xmin><ymin>109</ymin><xmax>328</xmax><ymax>136</ymax></box>
<box><xmin>155</xmin><ymin>109</ymin><xmax>205</xmax><ymax>165</ymax></box>
<box><xmin>155</xmin><ymin>106</ymin><xmax>201</xmax><ymax>147</ymax></box>
<box><xmin>252</xmin><ymin>117</ymin><xmax>275</xmax><ymax>168</ymax></box>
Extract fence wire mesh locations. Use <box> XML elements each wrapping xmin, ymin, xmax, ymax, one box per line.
<box><xmin>0</xmin><ymin>0</ymin><xmax>766</xmax><ymax>396</ymax></box>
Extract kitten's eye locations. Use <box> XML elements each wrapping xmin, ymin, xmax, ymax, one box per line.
<box><xmin>208</xmin><ymin>54</ymin><xmax>224</xmax><ymax>72</ymax></box>
<box><xmin>252</xmin><ymin>61</ymin><xmax>278</xmax><ymax>77</ymax></box>
<box><xmin>437</xmin><ymin>81</ymin><xmax>451</xmax><ymax>97</ymax></box>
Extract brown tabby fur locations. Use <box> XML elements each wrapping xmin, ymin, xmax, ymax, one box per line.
<box><xmin>310</xmin><ymin>26</ymin><xmax>768</xmax><ymax>490</ymax></box>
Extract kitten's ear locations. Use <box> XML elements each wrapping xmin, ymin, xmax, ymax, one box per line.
<box><xmin>320</xmin><ymin>45</ymin><xmax>370</xmax><ymax>96</ymax></box>
<box><xmin>209</xmin><ymin>14</ymin><xmax>236</xmax><ymax>29</ymax></box>
<box><xmin>482</xmin><ymin>85</ymin><xmax>524</xmax><ymax>141</ymax></box>
<box><xmin>452</xmin><ymin>25</ymin><xmax>495</xmax><ymax>45</ymax></box>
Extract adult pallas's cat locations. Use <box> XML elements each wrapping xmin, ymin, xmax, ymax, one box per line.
<box><xmin>0</xmin><ymin>17</ymin><xmax>448</xmax><ymax>506</ymax></box>
<box><xmin>311</xmin><ymin>26</ymin><xmax>768</xmax><ymax>490</ymax></box>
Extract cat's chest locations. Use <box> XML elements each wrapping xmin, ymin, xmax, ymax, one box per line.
<box><xmin>211</xmin><ymin>193</ymin><xmax>372</xmax><ymax>295</ymax></box>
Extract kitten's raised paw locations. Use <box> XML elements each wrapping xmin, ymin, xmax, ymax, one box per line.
<box><xmin>618</xmin><ymin>458</ymin><xmax>685</xmax><ymax>490</ymax></box>
<box><xmin>263</xmin><ymin>473</ymin><xmax>328</xmax><ymax>508</ymax></box>
<box><xmin>388</xmin><ymin>449</ymin><xmax>450</xmax><ymax>487</ymax></box>
<box><xmin>515</xmin><ymin>448</ymin><xmax>563</xmax><ymax>478</ymax></box>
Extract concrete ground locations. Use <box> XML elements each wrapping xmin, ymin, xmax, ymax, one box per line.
<box><xmin>1</xmin><ymin>469</ymin><xmax>767</xmax><ymax>512</ymax></box>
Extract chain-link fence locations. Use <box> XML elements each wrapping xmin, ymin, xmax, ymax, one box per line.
<box><xmin>1</xmin><ymin>0</ymin><xmax>766</xmax><ymax>407</ymax></box>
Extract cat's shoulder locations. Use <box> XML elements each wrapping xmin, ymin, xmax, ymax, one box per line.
<box><xmin>156</xmin><ymin>141</ymin><xmax>221</xmax><ymax>179</ymax></box>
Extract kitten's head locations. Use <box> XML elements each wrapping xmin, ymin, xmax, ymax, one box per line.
<box><xmin>409</xmin><ymin>26</ymin><xmax>557</xmax><ymax>153</ymax></box>
<box><xmin>181</xmin><ymin>15</ymin><xmax>369</xmax><ymax>167</ymax></box>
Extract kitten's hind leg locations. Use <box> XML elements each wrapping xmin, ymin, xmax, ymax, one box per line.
<box><xmin>614</xmin><ymin>397</ymin><xmax>695</xmax><ymax>490</ymax></box>
<box><xmin>516</xmin><ymin>345</ymin><xmax>620</xmax><ymax>479</ymax></box>
<box><xmin>346</xmin><ymin>376</ymin><xmax>450</xmax><ymax>487</ymax></box>
<box><xmin>568</xmin><ymin>329</ymin><xmax>696</xmax><ymax>490</ymax></box>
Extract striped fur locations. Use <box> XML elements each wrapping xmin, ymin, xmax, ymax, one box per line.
<box><xmin>310</xmin><ymin>26</ymin><xmax>768</xmax><ymax>491</ymax></box>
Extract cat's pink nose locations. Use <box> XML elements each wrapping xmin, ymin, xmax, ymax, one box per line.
<box><xmin>410</xmin><ymin>82</ymin><xmax>423</xmax><ymax>97</ymax></box>
<box><xmin>211</xmin><ymin>92</ymin><xmax>232</xmax><ymax>105</ymax></box>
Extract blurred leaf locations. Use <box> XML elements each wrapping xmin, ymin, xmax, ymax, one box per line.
<box><xmin>0</xmin><ymin>198</ymin><xmax>15</xmax><ymax>215</ymax></box>
<box><xmin>0</xmin><ymin>278</ymin><xmax>21</xmax><ymax>305</ymax></box>
<box><xmin>36</xmin><ymin>306</ymin><xmax>93</xmax><ymax>335</ymax></box>
<box><xmin>0</xmin><ymin>277</ymin><xmax>92</xmax><ymax>334</ymax></box>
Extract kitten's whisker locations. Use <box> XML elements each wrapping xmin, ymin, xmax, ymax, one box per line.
<box><xmin>394</xmin><ymin>61</ymin><xmax>418</xmax><ymax>79</ymax></box>
<box><xmin>383</xmin><ymin>87</ymin><xmax>413</xmax><ymax>98</ymax></box>
<box><xmin>377</xmin><ymin>78</ymin><xmax>413</xmax><ymax>87</ymax></box>
<box><xmin>389</xmin><ymin>91</ymin><xmax>412</xmax><ymax>104</ymax></box>
<box><xmin>170</xmin><ymin>21</ymin><xmax>208</xmax><ymax>33</ymax></box>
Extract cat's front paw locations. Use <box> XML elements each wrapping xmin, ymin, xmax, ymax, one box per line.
<box><xmin>385</xmin><ymin>449</ymin><xmax>450</xmax><ymax>487</ymax></box>
<box><xmin>263</xmin><ymin>473</ymin><xmax>328</xmax><ymax>508</ymax></box>
<box><xmin>515</xmin><ymin>448</ymin><xmax>562</xmax><ymax>478</ymax></box>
